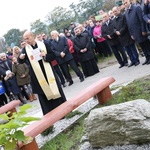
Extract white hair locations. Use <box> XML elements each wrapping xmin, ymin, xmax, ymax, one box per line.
<box><xmin>0</xmin><ymin>52</ymin><xmax>6</xmax><ymax>57</ymax></box>
<box><xmin>59</xmin><ymin>33</ymin><xmax>65</xmax><ymax>37</ymax></box>
<box><xmin>50</xmin><ymin>30</ymin><xmax>59</xmax><ymax>35</ymax></box>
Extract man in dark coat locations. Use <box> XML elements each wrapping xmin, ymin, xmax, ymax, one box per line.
<box><xmin>123</xmin><ymin>0</ymin><xmax>150</xmax><ymax>65</ymax></box>
<box><xmin>101</xmin><ymin>12</ymin><xmax>128</xmax><ymax>68</ymax></box>
<box><xmin>0</xmin><ymin>53</ymin><xmax>12</xmax><ymax>76</ymax></box>
<box><xmin>19</xmin><ymin>31</ymin><xmax>66</xmax><ymax>115</ymax></box>
<box><xmin>112</xmin><ymin>6</ymin><xmax>140</xmax><ymax>67</ymax></box>
<box><xmin>50</xmin><ymin>30</ymin><xmax>84</xmax><ymax>86</ymax></box>
<box><xmin>73</xmin><ymin>27</ymin><xmax>99</xmax><ymax>77</ymax></box>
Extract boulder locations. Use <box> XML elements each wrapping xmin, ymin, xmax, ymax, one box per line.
<box><xmin>84</xmin><ymin>99</ymin><xmax>150</xmax><ymax>148</ymax></box>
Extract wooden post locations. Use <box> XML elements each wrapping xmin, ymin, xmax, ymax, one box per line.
<box><xmin>20</xmin><ymin>139</ymin><xmax>39</xmax><ymax>150</ymax></box>
<box><xmin>8</xmin><ymin>108</ymin><xmax>17</xmax><ymax>117</ymax></box>
<box><xmin>97</xmin><ymin>86</ymin><xmax>112</xmax><ymax>105</ymax></box>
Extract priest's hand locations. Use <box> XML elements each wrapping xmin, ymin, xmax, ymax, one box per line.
<box><xmin>20</xmin><ymin>54</ymin><xmax>26</xmax><ymax>59</ymax></box>
<box><xmin>40</xmin><ymin>51</ymin><xmax>46</xmax><ymax>57</ymax></box>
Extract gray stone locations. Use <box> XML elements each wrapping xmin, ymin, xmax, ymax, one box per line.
<box><xmin>84</xmin><ymin>99</ymin><xmax>150</xmax><ymax>148</ymax></box>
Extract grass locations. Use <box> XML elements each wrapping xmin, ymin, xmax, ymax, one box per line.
<box><xmin>40</xmin><ymin>75</ymin><xmax>150</xmax><ymax>150</ymax></box>
<box><xmin>65</xmin><ymin>110</ymin><xmax>83</xmax><ymax>119</ymax></box>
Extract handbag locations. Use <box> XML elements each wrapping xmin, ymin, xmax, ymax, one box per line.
<box><xmin>0</xmin><ymin>81</ymin><xmax>5</xmax><ymax>95</ymax></box>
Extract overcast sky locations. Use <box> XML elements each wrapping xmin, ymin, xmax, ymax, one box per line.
<box><xmin>0</xmin><ymin>0</ymin><xmax>79</xmax><ymax>36</ymax></box>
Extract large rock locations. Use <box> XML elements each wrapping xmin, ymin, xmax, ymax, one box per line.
<box><xmin>84</xmin><ymin>99</ymin><xmax>150</xmax><ymax>148</ymax></box>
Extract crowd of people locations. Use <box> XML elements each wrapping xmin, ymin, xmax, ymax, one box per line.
<box><xmin>0</xmin><ymin>0</ymin><xmax>150</xmax><ymax>116</ymax></box>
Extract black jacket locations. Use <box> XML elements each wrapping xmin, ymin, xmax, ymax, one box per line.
<box><xmin>51</xmin><ymin>36</ymin><xmax>73</xmax><ymax>64</ymax></box>
<box><xmin>0</xmin><ymin>59</ymin><xmax>12</xmax><ymax>76</ymax></box>
<box><xmin>125</xmin><ymin>5</ymin><xmax>147</xmax><ymax>43</ymax></box>
<box><xmin>113</xmin><ymin>14</ymin><xmax>134</xmax><ymax>47</ymax></box>
<box><xmin>73</xmin><ymin>33</ymin><xmax>94</xmax><ymax>62</ymax></box>
<box><xmin>101</xmin><ymin>20</ymin><xmax>120</xmax><ymax>46</ymax></box>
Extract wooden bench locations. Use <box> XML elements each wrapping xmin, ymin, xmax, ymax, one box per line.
<box><xmin>0</xmin><ymin>100</ymin><xmax>21</xmax><ymax>116</ymax></box>
<box><xmin>19</xmin><ymin>76</ymin><xmax>115</xmax><ymax>150</ymax></box>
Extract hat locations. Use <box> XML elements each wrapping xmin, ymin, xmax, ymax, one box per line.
<box><xmin>116</xmin><ymin>1</ymin><xmax>122</xmax><ymax>6</ymax></box>
<box><xmin>70</xmin><ymin>22</ymin><xmax>74</xmax><ymax>25</ymax></box>
<box><xmin>6</xmin><ymin>70</ymin><xmax>12</xmax><ymax>76</ymax></box>
<box><xmin>95</xmin><ymin>15</ymin><xmax>103</xmax><ymax>21</ymax></box>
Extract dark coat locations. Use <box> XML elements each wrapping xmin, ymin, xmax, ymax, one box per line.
<box><xmin>51</xmin><ymin>36</ymin><xmax>73</xmax><ymax>64</ymax></box>
<box><xmin>12</xmin><ymin>63</ymin><xmax>31</xmax><ymax>86</ymax></box>
<box><xmin>125</xmin><ymin>5</ymin><xmax>147</xmax><ymax>43</ymax></box>
<box><xmin>113</xmin><ymin>14</ymin><xmax>134</xmax><ymax>47</ymax></box>
<box><xmin>5</xmin><ymin>75</ymin><xmax>21</xmax><ymax>95</ymax></box>
<box><xmin>101</xmin><ymin>20</ymin><xmax>120</xmax><ymax>46</ymax></box>
<box><xmin>143</xmin><ymin>3</ymin><xmax>150</xmax><ymax>31</ymax></box>
<box><xmin>73</xmin><ymin>33</ymin><xmax>94</xmax><ymax>62</ymax></box>
<box><xmin>0</xmin><ymin>59</ymin><xmax>12</xmax><ymax>76</ymax></box>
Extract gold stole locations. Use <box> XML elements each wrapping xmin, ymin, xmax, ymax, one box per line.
<box><xmin>26</xmin><ymin>41</ymin><xmax>61</xmax><ymax>100</ymax></box>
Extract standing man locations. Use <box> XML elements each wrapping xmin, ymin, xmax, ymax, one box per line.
<box><xmin>73</xmin><ymin>27</ymin><xmax>99</xmax><ymax>78</ymax></box>
<box><xmin>112</xmin><ymin>6</ymin><xmax>140</xmax><ymax>67</ymax></box>
<box><xmin>50</xmin><ymin>30</ymin><xmax>84</xmax><ymax>86</ymax></box>
<box><xmin>123</xmin><ymin>0</ymin><xmax>150</xmax><ymax>65</ymax></box>
<box><xmin>19</xmin><ymin>31</ymin><xmax>66</xmax><ymax>115</ymax></box>
<box><xmin>101</xmin><ymin>12</ymin><xmax>128</xmax><ymax>68</ymax></box>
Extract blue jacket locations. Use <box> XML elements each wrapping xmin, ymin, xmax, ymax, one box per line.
<box><xmin>51</xmin><ymin>36</ymin><xmax>73</xmax><ymax>64</ymax></box>
<box><xmin>125</xmin><ymin>5</ymin><xmax>147</xmax><ymax>43</ymax></box>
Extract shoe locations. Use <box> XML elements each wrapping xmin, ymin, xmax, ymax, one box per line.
<box><xmin>29</xmin><ymin>95</ymin><xmax>33</xmax><ymax>102</ymax></box>
<box><xmin>62</xmin><ymin>83</ymin><xmax>66</xmax><ymax>87</ymax></box>
<box><xmin>119</xmin><ymin>64</ymin><xmax>124</xmax><ymax>68</ymax></box>
<box><xmin>147</xmin><ymin>60</ymin><xmax>150</xmax><ymax>64</ymax></box>
<box><xmin>124</xmin><ymin>63</ymin><xmax>128</xmax><ymax>66</ymax></box>
<box><xmin>80</xmin><ymin>78</ymin><xmax>84</xmax><ymax>82</ymax></box>
<box><xmin>68</xmin><ymin>81</ymin><xmax>73</xmax><ymax>86</ymax></box>
<box><xmin>142</xmin><ymin>59</ymin><xmax>149</xmax><ymax>65</ymax></box>
<box><xmin>32</xmin><ymin>94</ymin><xmax>37</xmax><ymax>100</ymax></box>
<box><xmin>134</xmin><ymin>62</ymin><xmax>140</xmax><ymax>66</ymax></box>
<box><xmin>128</xmin><ymin>62</ymin><xmax>135</xmax><ymax>67</ymax></box>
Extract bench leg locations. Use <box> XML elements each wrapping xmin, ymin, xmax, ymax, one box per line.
<box><xmin>97</xmin><ymin>86</ymin><xmax>112</xmax><ymax>105</ymax></box>
<box><xmin>8</xmin><ymin>108</ymin><xmax>17</xmax><ymax>117</ymax></box>
<box><xmin>20</xmin><ymin>139</ymin><xmax>39</xmax><ymax>150</ymax></box>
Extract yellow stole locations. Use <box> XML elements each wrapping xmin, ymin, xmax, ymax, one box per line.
<box><xmin>26</xmin><ymin>41</ymin><xmax>61</xmax><ymax>100</ymax></box>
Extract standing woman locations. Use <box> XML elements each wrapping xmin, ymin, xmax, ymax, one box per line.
<box><xmin>93</xmin><ymin>19</ymin><xmax>112</xmax><ymax>57</ymax></box>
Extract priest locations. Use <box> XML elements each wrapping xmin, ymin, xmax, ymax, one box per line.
<box><xmin>19</xmin><ymin>31</ymin><xmax>66</xmax><ymax>115</ymax></box>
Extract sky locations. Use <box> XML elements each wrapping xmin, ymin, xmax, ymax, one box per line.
<box><xmin>0</xmin><ymin>0</ymin><xmax>79</xmax><ymax>37</ymax></box>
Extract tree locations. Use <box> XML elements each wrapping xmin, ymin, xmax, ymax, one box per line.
<box><xmin>69</xmin><ymin>0</ymin><xmax>104</xmax><ymax>23</ymax></box>
<box><xmin>30</xmin><ymin>19</ymin><xmax>48</xmax><ymax>36</ymax></box>
<box><xmin>46</xmin><ymin>6</ymin><xmax>74</xmax><ymax>33</ymax></box>
<box><xmin>103</xmin><ymin>0</ymin><xmax>116</xmax><ymax>11</ymax></box>
<box><xmin>3</xmin><ymin>29</ymin><xmax>21</xmax><ymax>47</ymax></box>
<box><xmin>0</xmin><ymin>37</ymin><xmax>5</xmax><ymax>52</ymax></box>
